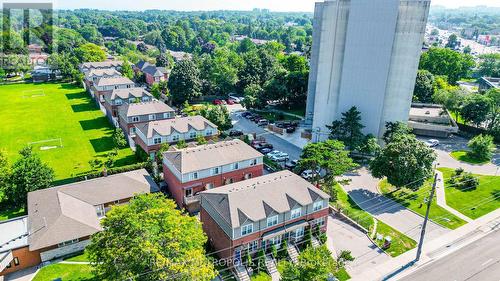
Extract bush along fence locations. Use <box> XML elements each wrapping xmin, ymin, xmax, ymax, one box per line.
<box><xmin>75</xmin><ymin>162</ymin><xmax>151</xmax><ymax>182</ymax></box>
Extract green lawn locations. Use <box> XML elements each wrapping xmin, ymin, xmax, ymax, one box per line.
<box><xmin>0</xmin><ymin>206</ymin><xmax>25</xmax><ymax>221</ymax></box>
<box><xmin>331</xmin><ymin>185</ymin><xmax>416</xmax><ymax>257</ymax></box>
<box><xmin>335</xmin><ymin>268</ymin><xmax>351</xmax><ymax>281</ymax></box>
<box><xmin>450</xmin><ymin>150</ymin><xmax>490</xmax><ymax>165</ymax></box>
<box><xmin>252</xmin><ymin>110</ymin><xmax>302</xmax><ymax>122</ymax></box>
<box><xmin>379</xmin><ymin>179</ymin><xmax>467</xmax><ymax>229</ymax></box>
<box><xmin>32</xmin><ymin>263</ymin><xmax>97</xmax><ymax>281</ymax></box>
<box><xmin>251</xmin><ymin>271</ymin><xmax>272</xmax><ymax>281</ymax></box>
<box><xmin>440</xmin><ymin>168</ymin><xmax>500</xmax><ymax>219</ymax></box>
<box><xmin>65</xmin><ymin>251</ymin><xmax>90</xmax><ymax>262</ymax></box>
<box><xmin>0</xmin><ymin>82</ymin><xmax>137</xmax><ymax>182</ymax></box>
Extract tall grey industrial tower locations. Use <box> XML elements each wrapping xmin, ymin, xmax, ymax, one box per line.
<box><xmin>305</xmin><ymin>0</ymin><xmax>431</xmax><ymax>140</ymax></box>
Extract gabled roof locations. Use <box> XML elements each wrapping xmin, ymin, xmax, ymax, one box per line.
<box><xmin>163</xmin><ymin>139</ymin><xmax>262</xmax><ymax>174</ymax></box>
<box><xmin>95</xmin><ymin>76</ymin><xmax>134</xmax><ymax>87</ymax></box>
<box><xmin>135</xmin><ymin>115</ymin><xmax>216</xmax><ymax>138</ymax></box>
<box><xmin>85</xmin><ymin>68</ymin><xmax>121</xmax><ymax>80</ymax></box>
<box><xmin>201</xmin><ymin>170</ymin><xmax>329</xmax><ymax>228</ymax></box>
<box><xmin>27</xmin><ymin>169</ymin><xmax>159</xmax><ymax>251</ymax></box>
<box><xmin>136</xmin><ymin>60</ymin><xmax>151</xmax><ymax>71</ymax></box>
<box><xmin>105</xmin><ymin>87</ymin><xmax>153</xmax><ymax>102</ymax></box>
<box><xmin>142</xmin><ymin>65</ymin><xmax>168</xmax><ymax>77</ymax></box>
<box><xmin>119</xmin><ymin>100</ymin><xmax>175</xmax><ymax>118</ymax></box>
<box><xmin>80</xmin><ymin>61</ymin><xmax>123</xmax><ymax>69</ymax></box>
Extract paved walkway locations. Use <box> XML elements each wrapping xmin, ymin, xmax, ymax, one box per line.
<box><xmin>435</xmin><ymin>171</ymin><xmax>473</xmax><ymax>223</ymax></box>
<box><xmin>327</xmin><ymin>215</ymin><xmax>390</xmax><ymax>277</ymax></box>
<box><xmin>3</xmin><ymin>266</ymin><xmax>38</xmax><ymax>281</ymax></box>
<box><xmin>341</xmin><ymin>168</ymin><xmax>449</xmax><ymax>242</ymax></box>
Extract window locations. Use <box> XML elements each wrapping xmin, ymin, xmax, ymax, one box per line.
<box><xmin>154</xmin><ymin>137</ymin><xmax>162</xmax><ymax>144</ymax></box>
<box><xmin>96</xmin><ymin>204</ymin><xmax>105</xmax><ymax>218</ymax></box>
<box><xmin>172</xmin><ymin>135</ymin><xmax>179</xmax><ymax>141</ymax></box>
<box><xmin>294</xmin><ymin>227</ymin><xmax>305</xmax><ymax>239</ymax></box>
<box><xmin>249</xmin><ymin>159</ymin><xmax>257</xmax><ymax>166</ymax></box>
<box><xmin>13</xmin><ymin>257</ymin><xmax>19</xmax><ymax>266</ymax></box>
<box><xmin>130</xmin><ymin>127</ymin><xmax>136</xmax><ymax>135</ymax></box>
<box><xmin>233</xmin><ymin>162</ymin><xmax>239</xmax><ymax>170</ymax></box>
<box><xmin>313</xmin><ymin>217</ymin><xmax>326</xmax><ymax>227</ymax></box>
<box><xmin>185</xmin><ymin>188</ymin><xmax>193</xmax><ymax>197</ymax></box>
<box><xmin>142</xmin><ymin>97</ymin><xmax>151</xmax><ymax>102</ymax></box>
<box><xmin>241</xmin><ymin>224</ymin><xmax>253</xmax><ymax>236</ymax></box>
<box><xmin>6</xmin><ymin>263</ymin><xmax>11</xmax><ymax>268</ymax></box>
<box><xmin>313</xmin><ymin>201</ymin><xmax>323</xmax><ymax>211</ymax></box>
<box><xmin>244</xmin><ymin>173</ymin><xmax>252</xmax><ymax>180</ymax></box>
<box><xmin>247</xmin><ymin>240</ymin><xmax>259</xmax><ymax>253</ymax></box>
<box><xmin>129</xmin><ymin>98</ymin><xmax>135</xmax><ymax>103</ymax></box>
<box><xmin>267</xmin><ymin>215</ymin><xmax>279</xmax><ymax>227</ymax></box>
<box><xmin>205</xmin><ymin>183</ymin><xmax>214</xmax><ymax>190</ymax></box>
<box><xmin>149</xmin><ymin>114</ymin><xmax>156</xmax><ymax>121</ymax></box>
<box><xmin>291</xmin><ymin>207</ymin><xmax>302</xmax><ymax>219</ymax></box>
<box><xmin>225</xmin><ymin>178</ymin><xmax>233</xmax><ymax>185</ymax></box>
<box><xmin>212</xmin><ymin>167</ymin><xmax>220</xmax><ymax>175</ymax></box>
<box><xmin>206</xmin><ymin>130</ymin><xmax>213</xmax><ymax>136</ymax></box>
<box><xmin>115</xmin><ymin>99</ymin><xmax>123</xmax><ymax>105</ymax></box>
<box><xmin>191</xmin><ymin>172</ymin><xmax>198</xmax><ymax>180</ymax></box>
<box><xmin>132</xmin><ymin>116</ymin><xmax>139</xmax><ymax>122</ymax></box>
<box><xmin>163</xmin><ymin>112</ymin><xmax>171</xmax><ymax>119</ymax></box>
<box><xmin>58</xmin><ymin>239</ymin><xmax>79</xmax><ymax>248</ymax></box>
<box><xmin>189</xmin><ymin>132</ymin><xmax>197</xmax><ymax>139</ymax></box>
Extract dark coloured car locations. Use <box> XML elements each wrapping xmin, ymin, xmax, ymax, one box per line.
<box><xmin>229</xmin><ymin>130</ymin><xmax>244</xmax><ymax>137</ymax></box>
<box><xmin>285</xmin><ymin>126</ymin><xmax>296</xmax><ymax>133</ymax></box>
<box><xmin>259</xmin><ymin>148</ymin><xmax>273</xmax><ymax>154</ymax></box>
<box><xmin>285</xmin><ymin>160</ymin><xmax>299</xmax><ymax>170</ymax></box>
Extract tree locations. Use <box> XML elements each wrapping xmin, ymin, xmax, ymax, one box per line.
<box><xmin>463</xmin><ymin>46</ymin><xmax>471</xmax><ymax>54</ymax></box>
<box><xmin>280</xmin><ymin>54</ymin><xmax>308</xmax><ymax>72</ymax></box>
<box><xmin>196</xmin><ymin>135</ymin><xmax>208</xmax><ymax>145</ymax></box>
<box><xmin>419</xmin><ymin>47</ymin><xmax>475</xmax><ymax>84</ymax></box>
<box><xmin>5</xmin><ymin>146</ymin><xmax>54</xmax><ymax>208</ymax></box>
<box><xmin>87</xmin><ymin>193</ymin><xmax>216</xmax><ymax>281</ymax></box>
<box><xmin>359</xmin><ymin>134</ymin><xmax>381</xmax><ymax>156</ymax></box>
<box><xmin>74</xmin><ymin>43</ymin><xmax>106</xmax><ymax>63</ymax></box>
<box><xmin>156</xmin><ymin>143</ymin><xmax>170</xmax><ymax>162</ymax></box>
<box><xmin>281</xmin><ymin>245</ymin><xmax>338</xmax><ymax>281</ymax></box>
<box><xmin>297</xmin><ymin>140</ymin><xmax>357</xmax><ymax>186</ymax></box>
<box><xmin>467</xmin><ymin>134</ymin><xmax>495</xmax><ymax>161</ymax></box>
<box><xmin>156</xmin><ymin>53</ymin><xmax>173</xmax><ymax>68</ymax></box>
<box><xmin>382</xmin><ymin>121</ymin><xmax>413</xmax><ymax>144</ymax></box>
<box><xmin>199</xmin><ymin>105</ymin><xmax>232</xmax><ymax>131</ymax></box>
<box><xmin>88</xmin><ymin>158</ymin><xmax>103</xmax><ymax>172</ymax></box>
<box><xmin>478</xmin><ymin>54</ymin><xmax>500</xmax><ymax>78</ymax></box>
<box><xmin>413</xmin><ymin>70</ymin><xmax>435</xmax><ymax>103</ymax></box>
<box><xmin>445</xmin><ymin>33</ymin><xmax>459</xmax><ymax>49</ymax></box>
<box><xmin>460</xmin><ymin>94</ymin><xmax>492</xmax><ymax>126</ymax></box>
<box><xmin>168</xmin><ymin>60</ymin><xmax>202</xmax><ymax>105</ymax></box>
<box><xmin>326</xmin><ymin>107</ymin><xmax>365</xmax><ymax>150</ymax></box>
<box><xmin>337</xmin><ymin>250</ymin><xmax>355</xmax><ymax>268</ymax></box>
<box><xmin>432</xmin><ymin>88</ymin><xmax>466</xmax><ymax>119</ymax></box>
<box><xmin>0</xmin><ymin>150</ymin><xmax>10</xmax><ymax>192</ymax></box>
<box><xmin>176</xmin><ymin>140</ymin><xmax>187</xmax><ymax>149</ymax></box>
<box><xmin>113</xmin><ymin>128</ymin><xmax>127</xmax><ymax>148</ymax></box>
<box><xmin>370</xmin><ymin>134</ymin><xmax>436</xmax><ymax>190</ymax></box>
<box><xmin>121</xmin><ymin>60</ymin><xmax>134</xmax><ymax>79</ymax></box>
<box><xmin>242</xmin><ymin>84</ymin><xmax>266</xmax><ymax>109</ymax></box>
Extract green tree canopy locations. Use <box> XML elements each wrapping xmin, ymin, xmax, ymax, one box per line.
<box><xmin>168</xmin><ymin>59</ymin><xmax>202</xmax><ymax>105</ymax></box>
<box><xmin>419</xmin><ymin>47</ymin><xmax>475</xmax><ymax>84</ymax></box>
<box><xmin>87</xmin><ymin>193</ymin><xmax>216</xmax><ymax>281</ymax></box>
<box><xmin>327</xmin><ymin>106</ymin><xmax>365</xmax><ymax>150</ymax></box>
<box><xmin>199</xmin><ymin>105</ymin><xmax>232</xmax><ymax>131</ymax></box>
<box><xmin>460</xmin><ymin>94</ymin><xmax>492</xmax><ymax>126</ymax></box>
<box><xmin>413</xmin><ymin>70</ymin><xmax>435</xmax><ymax>103</ymax></box>
<box><xmin>467</xmin><ymin>134</ymin><xmax>495</xmax><ymax>161</ymax></box>
<box><xmin>74</xmin><ymin>43</ymin><xmax>106</xmax><ymax>63</ymax></box>
<box><xmin>120</xmin><ymin>60</ymin><xmax>134</xmax><ymax>79</ymax></box>
<box><xmin>382</xmin><ymin>121</ymin><xmax>414</xmax><ymax>144</ymax></box>
<box><xmin>281</xmin><ymin>245</ymin><xmax>338</xmax><ymax>281</ymax></box>
<box><xmin>370</xmin><ymin>135</ymin><xmax>436</xmax><ymax>190</ymax></box>
<box><xmin>5</xmin><ymin>146</ymin><xmax>54</xmax><ymax>208</ymax></box>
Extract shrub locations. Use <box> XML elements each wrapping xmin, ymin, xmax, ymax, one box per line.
<box><xmin>176</xmin><ymin>140</ymin><xmax>187</xmax><ymax>149</ymax></box>
<box><xmin>467</xmin><ymin>134</ymin><xmax>495</xmax><ymax>161</ymax></box>
<box><xmin>454</xmin><ymin>167</ymin><xmax>464</xmax><ymax>176</ymax></box>
<box><xmin>457</xmin><ymin>172</ymin><xmax>479</xmax><ymax>190</ymax></box>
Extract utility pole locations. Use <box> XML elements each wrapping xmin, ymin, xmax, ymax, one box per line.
<box><xmin>415</xmin><ymin>172</ymin><xmax>438</xmax><ymax>262</ymax></box>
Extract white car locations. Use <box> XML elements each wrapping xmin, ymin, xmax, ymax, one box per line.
<box><xmin>228</xmin><ymin>95</ymin><xmax>242</xmax><ymax>103</ymax></box>
<box><xmin>269</xmin><ymin>152</ymin><xmax>289</xmax><ymax>162</ymax></box>
<box><xmin>267</xmin><ymin>150</ymin><xmax>282</xmax><ymax>157</ymax></box>
<box><xmin>301</xmin><ymin>170</ymin><xmax>318</xmax><ymax>180</ymax></box>
<box><xmin>424</xmin><ymin>139</ymin><xmax>440</xmax><ymax>147</ymax></box>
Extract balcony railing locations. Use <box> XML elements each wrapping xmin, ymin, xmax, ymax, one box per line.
<box><xmin>184</xmin><ymin>194</ymin><xmax>201</xmax><ymax>205</ymax></box>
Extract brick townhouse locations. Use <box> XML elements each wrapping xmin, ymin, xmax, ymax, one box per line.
<box><xmin>79</xmin><ymin>61</ymin><xmax>123</xmax><ymax>75</ymax></box>
<box><xmin>200</xmin><ymin>170</ymin><xmax>330</xmax><ymax>262</ymax></box>
<box><xmin>134</xmin><ymin>115</ymin><xmax>218</xmax><ymax>157</ymax></box>
<box><xmin>91</xmin><ymin>76</ymin><xmax>135</xmax><ymax>104</ymax></box>
<box><xmin>0</xmin><ymin>169</ymin><xmax>158</xmax><ymax>276</ymax></box>
<box><xmin>83</xmin><ymin>68</ymin><xmax>122</xmax><ymax>90</ymax></box>
<box><xmin>117</xmin><ymin>100</ymin><xmax>176</xmax><ymax>137</ymax></box>
<box><xmin>134</xmin><ymin>61</ymin><xmax>169</xmax><ymax>86</ymax></box>
<box><xmin>103</xmin><ymin>87</ymin><xmax>153</xmax><ymax>118</ymax></box>
<box><xmin>162</xmin><ymin>139</ymin><xmax>264</xmax><ymax>213</ymax></box>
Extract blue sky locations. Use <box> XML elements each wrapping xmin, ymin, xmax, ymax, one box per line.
<box><xmin>53</xmin><ymin>0</ymin><xmax>500</xmax><ymax>12</ymax></box>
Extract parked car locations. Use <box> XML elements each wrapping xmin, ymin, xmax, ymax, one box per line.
<box><xmin>285</xmin><ymin>160</ymin><xmax>299</xmax><ymax>170</ymax></box>
<box><xmin>266</xmin><ymin>150</ymin><xmax>283</xmax><ymax>158</ymax></box>
<box><xmin>228</xmin><ymin>95</ymin><xmax>242</xmax><ymax>103</ymax></box>
<box><xmin>257</xmin><ymin>119</ymin><xmax>269</xmax><ymax>126</ymax></box>
<box><xmin>229</xmin><ymin>130</ymin><xmax>244</xmax><ymax>137</ymax></box>
<box><xmin>213</xmin><ymin>99</ymin><xmax>223</xmax><ymax>105</ymax></box>
<box><xmin>285</xmin><ymin>126</ymin><xmax>296</xmax><ymax>133</ymax></box>
<box><xmin>226</xmin><ymin>99</ymin><xmax>235</xmax><ymax>105</ymax></box>
<box><xmin>301</xmin><ymin>169</ymin><xmax>318</xmax><ymax>180</ymax></box>
<box><xmin>259</xmin><ymin>148</ymin><xmax>273</xmax><ymax>154</ymax></box>
<box><xmin>269</xmin><ymin>152</ymin><xmax>289</xmax><ymax>162</ymax></box>
<box><xmin>424</xmin><ymin>139</ymin><xmax>440</xmax><ymax>147</ymax></box>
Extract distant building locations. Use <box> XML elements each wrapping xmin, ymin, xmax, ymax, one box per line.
<box><xmin>134</xmin><ymin>61</ymin><xmax>170</xmax><ymax>86</ymax></box>
<box><xmin>0</xmin><ymin>170</ymin><xmax>158</xmax><ymax>276</ymax></box>
<box><xmin>408</xmin><ymin>103</ymin><xmax>458</xmax><ymax>138</ymax></box>
<box><xmin>83</xmin><ymin>68</ymin><xmax>122</xmax><ymax>90</ymax></box>
<box><xmin>162</xmin><ymin>139</ymin><xmax>263</xmax><ymax>213</ymax></box>
<box><xmin>79</xmin><ymin>61</ymin><xmax>123</xmax><ymax>75</ymax></box>
<box><xmin>134</xmin><ymin>116</ymin><xmax>218</xmax><ymax>156</ymax></box>
<box><xmin>200</xmin><ymin>170</ymin><xmax>330</xmax><ymax>261</ymax></box>
<box><xmin>118</xmin><ymin>100</ymin><xmax>176</xmax><ymax>136</ymax></box>
<box><xmin>103</xmin><ymin>87</ymin><xmax>153</xmax><ymax>118</ymax></box>
<box><xmin>305</xmin><ymin>0</ymin><xmax>431</xmax><ymax>140</ymax></box>
<box><xmin>92</xmin><ymin>76</ymin><xmax>135</xmax><ymax>103</ymax></box>
<box><xmin>478</xmin><ymin>77</ymin><xmax>499</xmax><ymax>93</ymax></box>
<box><xmin>31</xmin><ymin>66</ymin><xmax>53</xmax><ymax>82</ymax></box>
<box><xmin>168</xmin><ymin>50</ymin><xmax>192</xmax><ymax>62</ymax></box>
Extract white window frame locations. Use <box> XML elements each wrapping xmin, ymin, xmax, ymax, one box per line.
<box><xmin>313</xmin><ymin>200</ymin><xmax>323</xmax><ymax>211</ymax></box>
<box><xmin>290</xmin><ymin>207</ymin><xmax>302</xmax><ymax>219</ymax></box>
<box><xmin>212</xmin><ymin>167</ymin><xmax>220</xmax><ymax>175</ymax></box>
<box><xmin>58</xmin><ymin>238</ymin><xmax>79</xmax><ymax>248</ymax></box>
<box><xmin>96</xmin><ymin>204</ymin><xmax>105</xmax><ymax>218</ymax></box>
<box><xmin>163</xmin><ymin>112</ymin><xmax>171</xmax><ymax>119</ymax></box>
<box><xmin>205</xmin><ymin>183</ymin><xmax>214</xmax><ymax>190</ymax></box>
<box><xmin>172</xmin><ymin>135</ymin><xmax>179</xmax><ymax>141</ymax></box>
<box><xmin>191</xmin><ymin>172</ymin><xmax>198</xmax><ymax>180</ymax></box>
<box><xmin>149</xmin><ymin>114</ymin><xmax>156</xmax><ymax>121</ymax></box>
<box><xmin>249</xmin><ymin>158</ymin><xmax>257</xmax><ymax>166</ymax></box>
<box><xmin>189</xmin><ymin>132</ymin><xmax>197</xmax><ymax>139</ymax></box>
<box><xmin>132</xmin><ymin>116</ymin><xmax>139</xmax><ymax>122</ymax></box>
<box><xmin>233</xmin><ymin>162</ymin><xmax>239</xmax><ymax>170</ymax></box>
<box><xmin>206</xmin><ymin>130</ymin><xmax>213</xmax><ymax>136</ymax></box>
<box><xmin>154</xmin><ymin>137</ymin><xmax>162</xmax><ymax>145</ymax></box>
<box><xmin>247</xmin><ymin>240</ymin><xmax>259</xmax><ymax>253</ymax></box>
<box><xmin>241</xmin><ymin>224</ymin><xmax>253</xmax><ymax>236</ymax></box>
<box><xmin>115</xmin><ymin>99</ymin><xmax>123</xmax><ymax>105</ymax></box>
<box><xmin>267</xmin><ymin>215</ymin><xmax>279</xmax><ymax>227</ymax></box>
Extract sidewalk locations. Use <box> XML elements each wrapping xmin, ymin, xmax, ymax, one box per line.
<box><xmin>434</xmin><ymin>171</ymin><xmax>473</xmax><ymax>223</ymax></box>
<box><xmin>350</xmin><ymin>208</ymin><xmax>500</xmax><ymax>281</ymax></box>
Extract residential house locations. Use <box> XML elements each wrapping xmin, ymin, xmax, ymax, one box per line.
<box><xmin>103</xmin><ymin>87</ymin><xmax>153</xmax><ymax>118</ymax></box>
<box><xmin>0</xmin><ymin>169</ymin><xmax>158</xmax><ymax>276</ymax></box>
<box><xmin>168</xmin><ymin>50</ymin><xmax>192</xmax><ymax>62</ymax></box>
<box><xmin>118</xmin><ymin>100</ymin><xmax>176</xmax><ymax>137</ymax></box>
<box><xmin>79</xmin><ymin>61</ymin><xmax>123</xmax><ymax>75</ymax></box>
<box><xmin>162</xmin><ymin>139</ymin><xmax>264</xmax><ymax>213</ymax></box>
<box><xmin>134</xmin><ymin>116</ymin><xmax>218</xmax><ymax>156</ymax></box>
<box><xmin>83</xmin><ymin>68</ymin><xmax>122</xmax><ymax>90</ymax></box>
<box><xmin>92</xmin><ymin>76</ymin><xmax>135</xmax><ymax>103</ymax></box>
<box><xmin>134</xmin><ymin>61</ymin><xmax>169</xmax><ymax>86</ymax></box>
<box><xmin>200</xmin><ymin>170</ymin><xmax>330</xmax><ymax>262</ymax></box>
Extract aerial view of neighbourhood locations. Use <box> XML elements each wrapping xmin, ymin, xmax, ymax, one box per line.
<box><xmin>0</xmin><ymin>0</ymin><xmax>499</xmax><ymax>280</ymax></box>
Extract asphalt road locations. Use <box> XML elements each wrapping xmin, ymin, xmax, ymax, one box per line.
<box><xmin>401</xmin><ymin>230</ymin><xmax>500</xmax><ymax>281</ymax></box>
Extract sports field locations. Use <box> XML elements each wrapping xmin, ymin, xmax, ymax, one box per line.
<box><xmin>0</xmin><ymin>82</ymin><xmax>137</xmax><ymax>181</ymax></box>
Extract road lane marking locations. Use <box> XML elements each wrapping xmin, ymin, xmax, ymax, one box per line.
<box><xmin>481</xmin><ymin>258</ymin><xmax>492</xmax><ymax>266</ymax></box>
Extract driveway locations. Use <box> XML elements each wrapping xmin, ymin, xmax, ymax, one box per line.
<box><xmin>327</xmin><ymin>215</ymin><xmax>390</xmax><ymax>276</ymax></box>
<box><xmin>417</xmin><ymin>135</ymin><xmax>499</xmax><ymax>175</ymax></box>
<box><xmin>342</xmin><ymin>168</ymin><xmax>449</xmax><ymax>242</ymax></box>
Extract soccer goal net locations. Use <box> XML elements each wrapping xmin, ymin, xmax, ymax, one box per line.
<box><xmin>28</xmin><ymin>138</ymin><xmax>63</xmax><ymax>151</ymax></box>
<box><xmin>22</xmin><ymin>89</ymin><xmax>46</xmax><ymax>98</ymax></box>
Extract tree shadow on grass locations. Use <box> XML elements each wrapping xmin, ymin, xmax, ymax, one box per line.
<box><xmin>72</xmin><ymin>103</ymin><xmax>98</xmax><ymax>113</ymax></box>
<box><xmin>79</xmin><ymin>117</ymin><xmax>112</xmax><ymax>131</ymax></box>
<box><xmin>492</xmin><ymin>190</ymin><xmax>500</xmax><ymax>201</ymax></box>
<box><xmin>66</xmin><ymin>92</ymin><xmax>88</xmax><ymax>100</ymax></box>
<box><xmin>89</xmin><ymin>137</ymin><xmax>115</xmax><ymax>153</ymax></box>
<box><xmin>114</xmin><ymin>154</ymin><xmax>140</xmax><ymax>167</ymax></box>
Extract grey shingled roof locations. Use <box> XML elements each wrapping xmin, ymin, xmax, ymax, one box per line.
<box><xmin>96</xmin><ymin>76</ymin><xmax>134</xmax><ymax>87</ymax></box>
<box><xmin>81</xmin><ymin>61</ymin><xmax>123</xmax><ymax>69</ymax></box>
<box><xmin>104</xmin><ymin>88</ymin><xmax>153</xmax><ymax>102</ymax></box>
<box><xmin>163</xmin><ymin>139</ymin><xmax>262</xmax><ymax>174</ymax></box>
<box><xmin>201</xmin><ymin>170</ymin><xmax>329</xmax><ymax>228</ymax></box>
<box><xmin>142</xmin><ymin>65</ymin><xmax>168</xmax><ymax>77</ymax></box>
<box><xmin>119</xmin><ymin>100</ymin><xmax>175</xmax><ymax>118</ymax></box>
<box><xmin>27</xmin><ymin>169</ymin><xmax>159</xmax><ymax>251</ymax></box>
<box><xmin>135</xmin><ymin>115</ymin><xmax>217</xmax><ymax>138</ymax></box>
<box><xmin>85</xmin><ymin>68</ymin><xmax>121</xmax><ymax>79</ymax></box>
